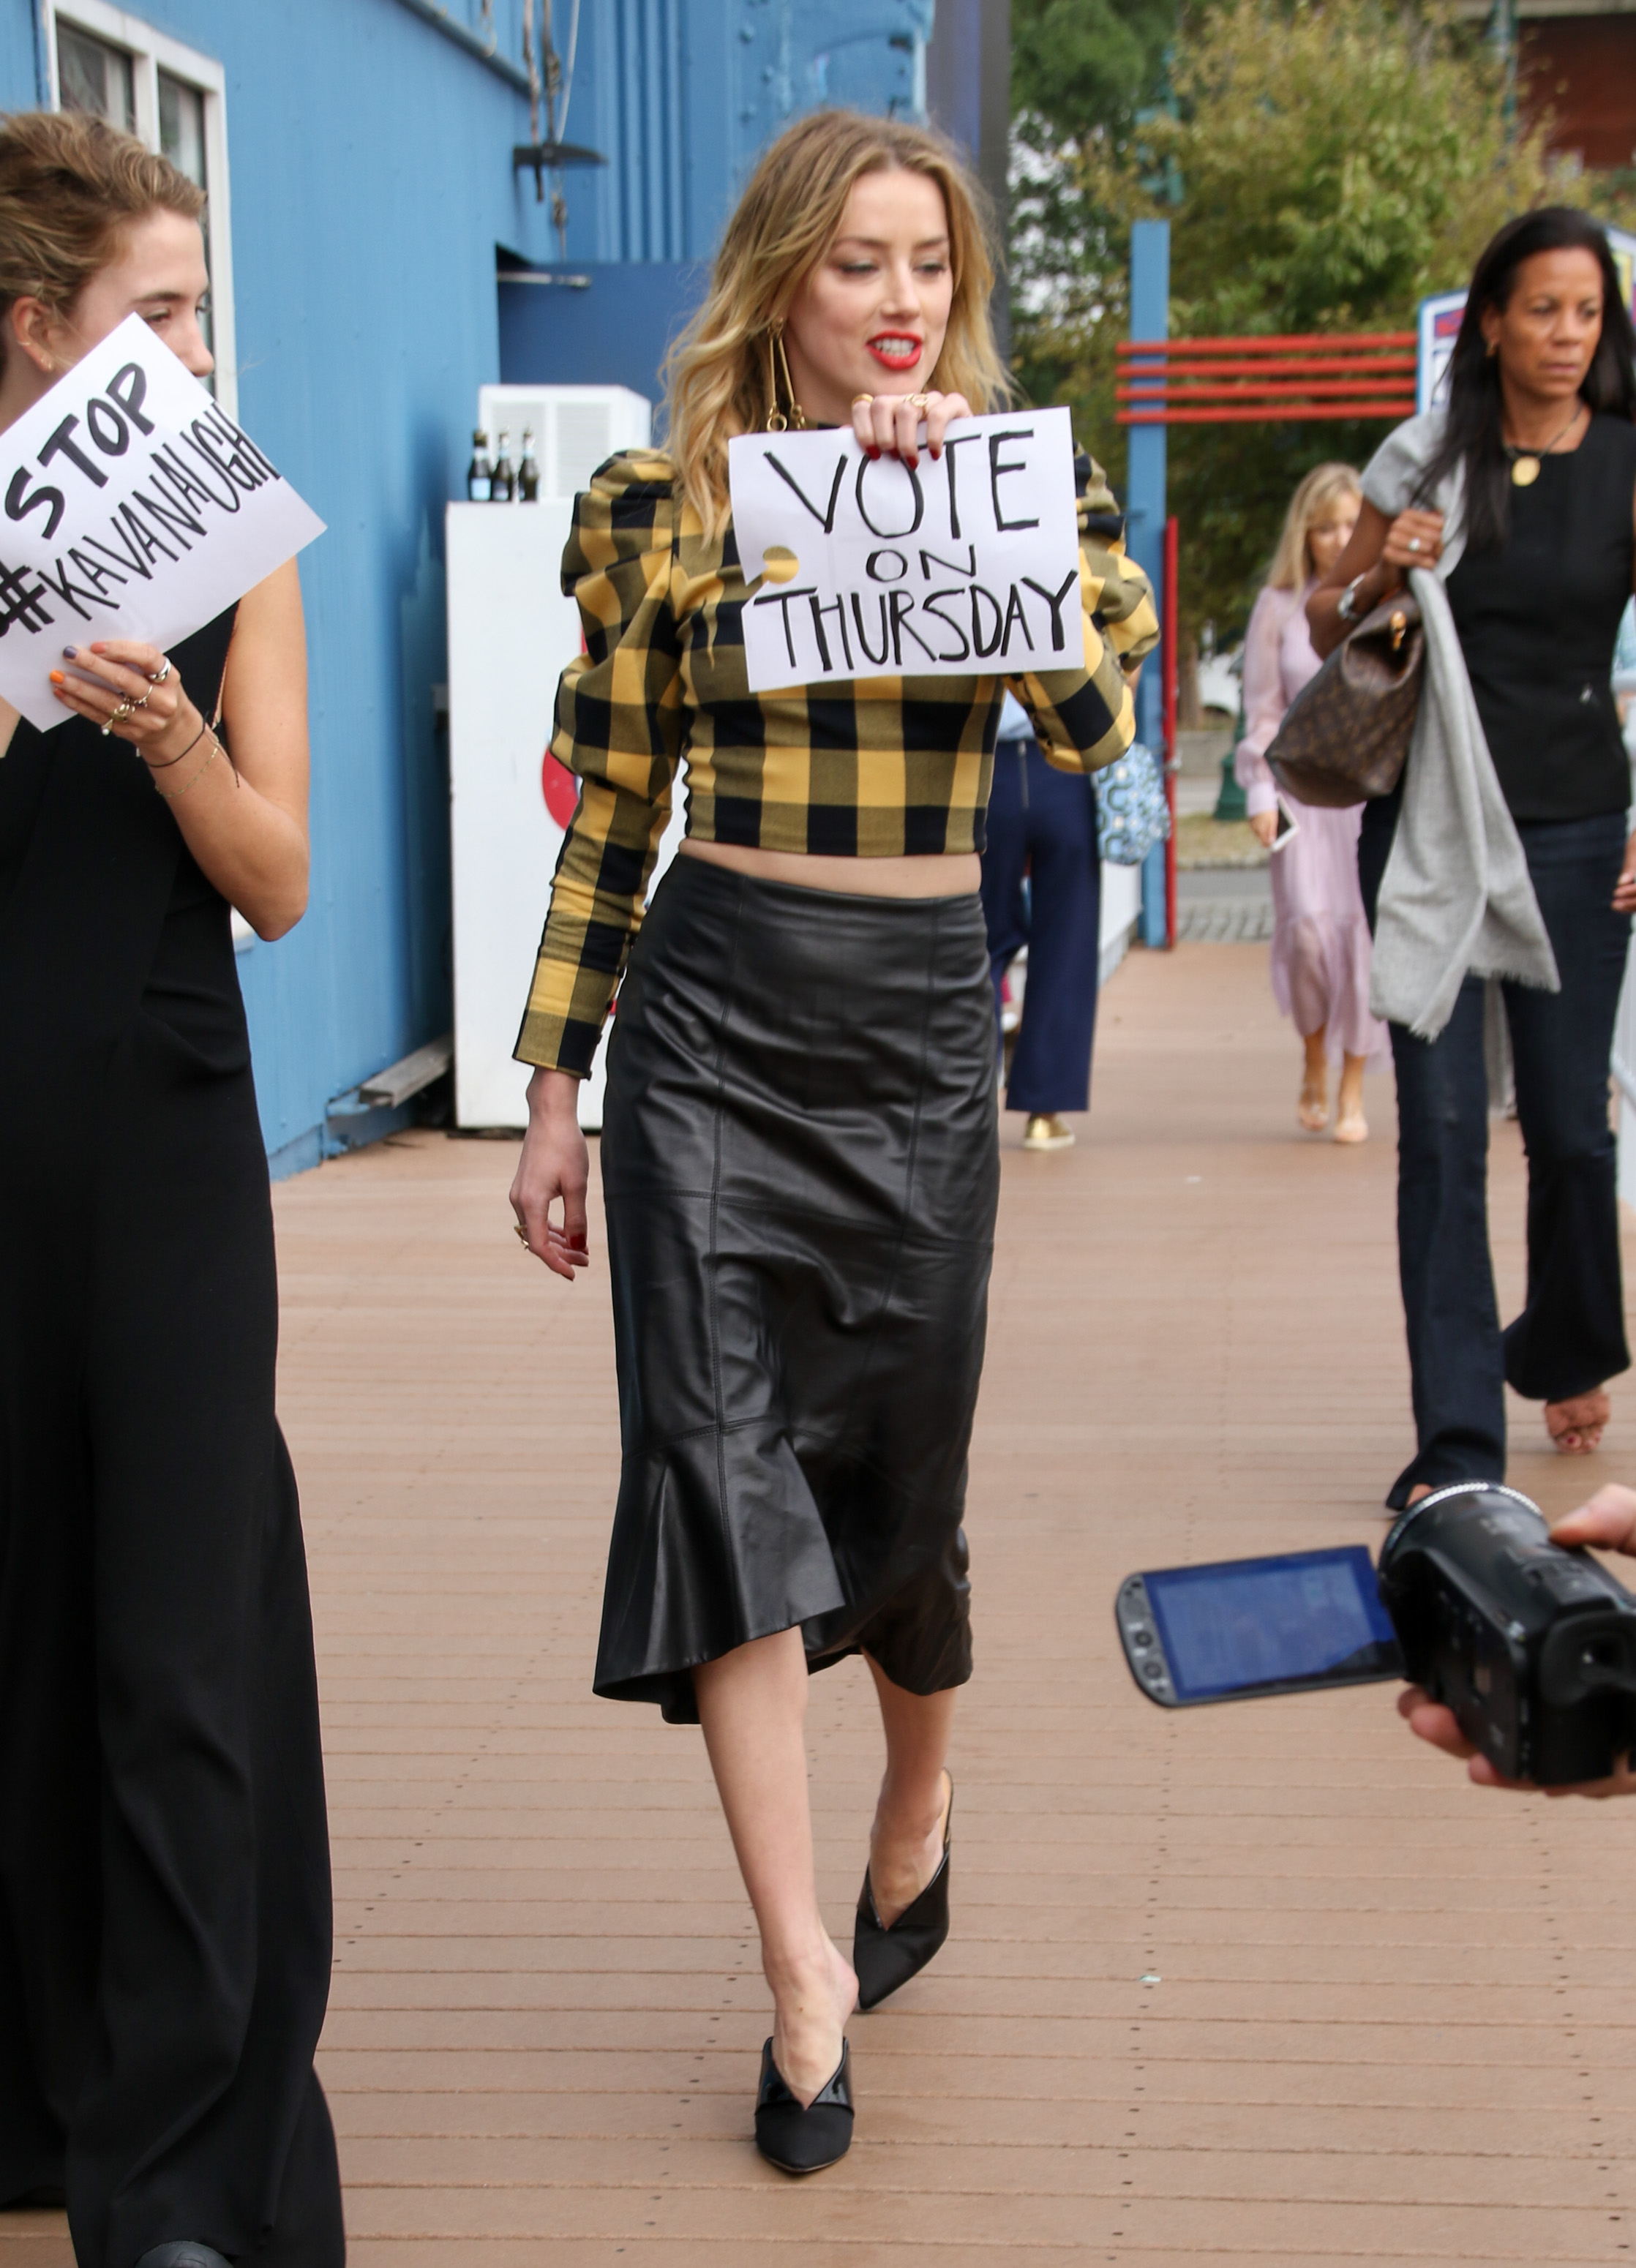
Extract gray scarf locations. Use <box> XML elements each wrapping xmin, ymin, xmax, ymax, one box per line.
<box><xmin>1360</xmin><ymin>413</ymin><xmax>1558</xmax><ymax>1040</ymax></box>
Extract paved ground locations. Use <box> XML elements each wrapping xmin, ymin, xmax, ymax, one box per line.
<box><xmin>8</xmin><ymin>939</ymin><xmax>1636</xmax><ymax>2265</ymax></box>
<box><xmin>1171</xmin><ymin>722</ymin><xmax>1275</xmax><ymax>939</ymax></box>
<box><xmin>1176</xmin><ymin>866</ymin><xmax>1275</xmax><ymax>944</ymax></box>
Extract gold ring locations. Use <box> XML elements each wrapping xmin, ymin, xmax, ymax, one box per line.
<box><xmin>513</xmin><ymin>1222</ymin><xmax>529</xmax><ymax>1246</ymax></box>
<box><xmin>110</xmin><ymin>699</ymin><xmax>134</xmax><ymax>722</ymax></box>
<box><xmin>906</xmin><ymin>392</ymin><xmax>931</xmax><ymax>409</ymax></box>
<box><xmin>852</xmin><ymin>393</ymin><xmax>874</xmax><ymax>408</ymax></box>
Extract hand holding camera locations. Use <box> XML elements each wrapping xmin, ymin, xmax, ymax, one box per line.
<box><xmin>1399</xmin><ymin>1482</ymin><xmax>1636</xmax><ymax>1797</ymax></box>
<box><xmin>1119</xmin><ymin>1479</ymin><xmax>1636</xmax><ymax>1792</ymax></box>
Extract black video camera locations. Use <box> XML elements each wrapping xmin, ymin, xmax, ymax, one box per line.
<box><xmin>1117</xmin><ymin>1482</ymin><xmax>1636</xmax><ymax>1784</ymax></box>
<box><xmin>1379</xmin><ymin>1482</ymin><xmax>1636</xmax><ymax>1784</ymax></box>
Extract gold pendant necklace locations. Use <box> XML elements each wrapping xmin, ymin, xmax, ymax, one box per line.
<box><xmin>1506</xmin><ymin>403</ymin><xmax>1584</xmax><ymax>487</ymax></box>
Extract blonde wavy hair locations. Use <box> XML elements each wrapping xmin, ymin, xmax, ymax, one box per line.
<box><xmin>1267</xmin><ymin>462</ymin><xmax>1363</xmax><ymax>591</ymax></box>
<box><xmin>0</xmin><ymin>110</ymin><xmax>203</xmax><ymax>367</ymax></box>
<box><xmin>665</xmin><ymin>108</ymin><xmax>1007</xmax><ymax>536</ymax></box>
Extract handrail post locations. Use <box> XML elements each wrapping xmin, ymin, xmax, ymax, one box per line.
<box><xmin>1127</xmin><ymin>219</ymin><xmax>1169</xmax><ymax>949</ymax></box>
<box><xmin>1163</xmin><ymin>514</ymin><xmax>1179</xmax><ymax>950</ymax></box>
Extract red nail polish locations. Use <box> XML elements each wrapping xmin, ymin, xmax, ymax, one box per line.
<box><xmin>866</xmin><ymin>446</ymin><xmax>881</xmax><ymax>461</ymax></box>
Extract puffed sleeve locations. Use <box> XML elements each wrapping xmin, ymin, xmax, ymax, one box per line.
<box><xmin>514</xmin><ymin>451</ymin><xmax>686</xmax><ymax>1076</ymax></box>
<box><xmin>1234</xmin><ymin>585</ymin><xmax>1290</xmax><ymax>819</ymax></box>
<box><xmin>1076</xmin><ymin>453</ymin><xmax>1160</xmax><ymax>668</ymax></box>
<box><xmin>1003</xmin><ymin>450</ymin><xmax>1145</xmax><ymax>774</ymax></box>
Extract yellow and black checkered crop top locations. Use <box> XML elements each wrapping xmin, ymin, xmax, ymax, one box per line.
<box><xmin>515</xmin><ymin>446</ymin><xmax>1157</xmax><ymax>1076</ymax></box>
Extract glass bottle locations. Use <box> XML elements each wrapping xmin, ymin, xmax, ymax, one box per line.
<box><xmin>490</xmin><ymin>429</ymin><xmax>515</xmax><ymax>504</ymax></box>
<box><xmin>466</xmin><ymin>429</ymin><xmax>492</xmax><ymax>503</ymax></box>
<box><xmin>518</xmin><ymin>428</ymin><xmax>541</xmax><ymax>503</ymax></box>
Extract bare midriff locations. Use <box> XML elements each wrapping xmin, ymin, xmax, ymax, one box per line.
<box><xmin>680</xmin><ymin>839</ymin><xmax>980</xmax><ymax>898</ymax></box>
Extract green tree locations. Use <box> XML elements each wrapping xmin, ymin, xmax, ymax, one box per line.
<box><xmin>1013</xmin><ymin>0</ymin><xmax>1557</xmax><ymax>652</ymax></box>
<box><xmin>1012</xmin><ymin>0</ymin><xmax>1178</xmax><ymax>143</ymax></box>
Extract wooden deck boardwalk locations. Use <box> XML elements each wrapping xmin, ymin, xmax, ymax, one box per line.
<box><xmin>9</xmin><ymin>939</ymin><xmax>1636</xmax><ymax>2264</ymax></box>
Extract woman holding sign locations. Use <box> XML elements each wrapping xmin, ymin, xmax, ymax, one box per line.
<box><xmin>511</xmin><ymin>109</ymin><xmax>1138</xmax><ymax>2171</ymax></box>
<box><xmin>0</xmin><ymin>113</ymin><xmax>340</xmax><ymax>2267</ymax></box>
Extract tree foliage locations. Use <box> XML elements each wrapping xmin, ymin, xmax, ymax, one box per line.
<box><xmin>1013</xmin><ymin>0</ymin><xmax>1560</xmax><ymax>645</ymax></box>
<box><xmin>1011</xmin><ymin>0</ymin><xmax>1177</xmax><ymax>146</ymax></box>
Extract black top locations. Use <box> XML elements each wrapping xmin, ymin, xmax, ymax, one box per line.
<box><xmin>1446</xmin><ymin>411</ymin><xmax>1636</xmax><ymax>822</ymax></box>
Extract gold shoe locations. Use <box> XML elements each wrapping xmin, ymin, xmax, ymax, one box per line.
<box><xmin>1023</xmin><ymin>1114</ymin><xmax>1074</xmax><ymax>1151</ymax></box>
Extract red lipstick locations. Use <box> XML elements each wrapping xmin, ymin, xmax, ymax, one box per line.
<box><xmin>867</xmin><ymin>333</ymin><xmax>923</xmax><ymax>372</ymax></box>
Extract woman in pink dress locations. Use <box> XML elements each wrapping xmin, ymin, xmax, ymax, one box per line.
<box><xmin>1236</xmin><ymin>463</ymin><xmax>1389</xmax><ymax>1140</ymax></box>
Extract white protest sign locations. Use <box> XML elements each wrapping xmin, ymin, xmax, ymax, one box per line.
<box><xmin>0</xmin><ymin>312</ymin><xmax>324</xmax><ymax>729</ymax></box>
<box><xmin>728</xmin><ymin>404</ymin><xmax>1083</xmax><ymax>691</ymax></box>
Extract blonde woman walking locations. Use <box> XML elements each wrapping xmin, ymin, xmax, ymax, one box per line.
<box><xmin>509</xmin><ymin>110</ymin><xmax>1134</xmax><ymax>2169</ymax></box>
<box><xmin>1237</xmin><ymin>464</ymin><xmax>1388</xmax><ymax>1139</ymax></box>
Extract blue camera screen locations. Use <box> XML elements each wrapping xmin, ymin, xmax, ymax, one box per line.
<box><xmin>1143</xmin><ymin>1545</ymin><xmax>1399</xmax><ymax>1701</ymax></box>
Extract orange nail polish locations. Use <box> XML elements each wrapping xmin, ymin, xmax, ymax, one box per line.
<box><xmin>49</xmin><ymin>671</ymin><xmax>64</xmax><ymax>684</ymax></box>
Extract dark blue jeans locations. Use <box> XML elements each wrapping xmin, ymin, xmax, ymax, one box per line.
<box><xmin>980</xmin><ymin>736</ymin><xmax>1102</xmax><ymax>1116</ymax></box>
<box><xmin>1359</xmin><ymin>800</ymin><xmax>1632</xmax><ymax>1509</ymax></box>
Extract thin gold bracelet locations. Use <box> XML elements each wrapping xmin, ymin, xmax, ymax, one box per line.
<box><xmin>153</xmin><ymin>729</ymin><xmax>223</xmax><ymax>799</ymax></box>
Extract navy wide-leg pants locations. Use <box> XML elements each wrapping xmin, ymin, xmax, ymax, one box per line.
<box><xmin>980</xmin><ymin>737</ymin><xmax>1103</xmax><ymax>1116</ymax></box>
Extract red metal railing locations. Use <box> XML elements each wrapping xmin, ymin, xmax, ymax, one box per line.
<box><xmin>1117</xmin><ymin>331</ymin><xmax>1417</xmax><ymax>425</ymax></box>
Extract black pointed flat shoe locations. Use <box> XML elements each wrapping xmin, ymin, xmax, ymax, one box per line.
<box><xmin>135</xmin><ymin>2248</ymin><xmax>233</xmax><ymax>2268</ymax></box>
<box><xmin>852</xmin><ymin>1773</ymin><xmax>953</xmax><ymax>2012</ymax></box>
<box><xmin>753</xmin><ymin>2037</ymin><xmax>854</xmax><ymax>2174</ymax></box>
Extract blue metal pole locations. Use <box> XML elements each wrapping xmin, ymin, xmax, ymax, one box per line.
<box><xmin>1126</xmin><ymin>219</ymin><xmax>1170</xmax><ymax>947</ymax></box>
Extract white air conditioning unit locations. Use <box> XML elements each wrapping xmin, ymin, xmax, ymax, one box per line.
<box><xmin>477</xmin><ymin>383</ymin><xmax>653</xmax><ymax>502</ymax></box>
<box><xmin>449</xmin><ymin>380</ymin><xmax>680</xmax><ymax>1138</ymax></box>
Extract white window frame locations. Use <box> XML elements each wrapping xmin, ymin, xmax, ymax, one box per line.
<box><xmin>45</xmin><ymin>0</ymin><xmax>238</xmax><ymax>418</ymax></box>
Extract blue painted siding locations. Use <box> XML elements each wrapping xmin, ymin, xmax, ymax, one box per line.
<box><xmin>498</xmin><ymin>260</ymin><xmax>710</xmax><ymax>399</ymax></box>
<box><xmin>557</xmin><ymin>0</ymin><xmax>936</xmax><ymax>266</ymax></box>
<box><xmin>1</xmin><ymin>0</ymin><xmax>948</xmax><ymax>1171</ymax></box>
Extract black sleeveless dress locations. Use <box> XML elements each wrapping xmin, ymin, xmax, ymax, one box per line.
<box><xmin>0</xmin><ymin>611</ymin><xmax>344</xmax><ymax>2267</ymax></box>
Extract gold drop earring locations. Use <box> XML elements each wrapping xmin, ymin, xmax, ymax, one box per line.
<box><xmin>765</xmin><ymin>322</ymin><xmax>807</xmax><ymax>433</ymax></box>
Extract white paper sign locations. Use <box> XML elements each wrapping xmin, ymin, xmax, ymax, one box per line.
<box><xmin>0</xmin><ymin>312</ymin><xmax>325</xmax><ymax>728</ymax></box>
<box><xmin>728</xmin><ymin>404</ymin><xmax>1083</xmax><ymax>691</ymax></box>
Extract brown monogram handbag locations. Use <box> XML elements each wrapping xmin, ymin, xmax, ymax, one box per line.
<box><xmin>1266</xmin><ymin>595</ymin><xmax>1425</xmax><ymax>808</ymax></box>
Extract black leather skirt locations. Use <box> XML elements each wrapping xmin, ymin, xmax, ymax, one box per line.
<box><xmin>596</xmin><ymin>853</ymin><xmax>999</xmax><ymax>1722</ymax></box>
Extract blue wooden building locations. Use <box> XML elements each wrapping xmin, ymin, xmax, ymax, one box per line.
<box><xmin>0</xmin><ymin>0</ymin><xmax>1003</xmax><ymax>1173</ymax></box>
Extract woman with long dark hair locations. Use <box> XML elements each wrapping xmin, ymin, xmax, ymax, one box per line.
<box><xmin>0</xmin><ymin>113</ymin><xmax>341</xmax><ymax>2266</ymax></box>
<box><xmin>509</xmin><ymin>110</ymin><xmax>1135</xmax><ymax>2171</ymax></box>
<box><xmin>1310</xmin><ymin>206</ymin><xmax>1636</xmax><ymax>1506</ymax></box>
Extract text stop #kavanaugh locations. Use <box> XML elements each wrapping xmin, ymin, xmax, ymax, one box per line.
<box><xmin>0</xmin><ymin>311</ymin><xmax>323</xmax><ymax>730</ymax></box>
<box><xmin>727</xmin><ymin>404</ymin><xmax>1085</xmax><ymax>692</ymax></box>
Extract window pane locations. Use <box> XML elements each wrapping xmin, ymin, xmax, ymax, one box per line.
<box><xmin>158</xmin><ymin>72</ymin><xmax>206</xmax><ymax>188</ymax></box>
<box><xmin>57</xmin><ymin>23</ymin><xmax>135</xmax><ymax>135</ymax></box>
<box><xmin>157</xmin><ymin>73</ymin><xmax>214</xmax><ymax>380</ymax></box>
